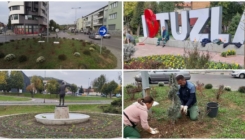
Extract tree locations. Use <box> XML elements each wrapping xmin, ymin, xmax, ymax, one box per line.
<box><xmin>70</xmin><ymin>84</ymin><xmax>78</xmax><ymax>96</ymax></box>
<box><xmin>0</xmin><ymin>71</ymin><xmax>9</xmax><ymax>93</ymax></box>
<box><xmin>228</xmin><ymin>13</ymin><xmax>241</xmax><ymax>36</ymax></box>
<box><xmin>92</xmin><ymin>75</ymin><xmax>107</xmax><ymax>94</ymax></box>
<box><xmin>101</xmin><ymin>81</ymin><xmax>118</xmax><ymax>98</ymax></box>
<box><xmin>31</xmin><ymin>76</ymin><xmax>44</xmax><ymax>93</ymax></box>
<box><xmin>124</xmin><ymin>2</ymin><xmax>137</xmax><ymax>32</ymax></box>
<box><xmin>131</xmin><ymin>2</ymin><xmax>145</xmax><ymax>37</ymax></box>
<box><xmin>158</xmin><ymin>2</ymin><xmax>175</xmax><ymax>13</ymax></box>
<box><xmin>7</xmin><ymin>17</ymin><xmax>11</xmax><ymax>29</ymax></box>
<box><xmin>79</xmin><ymin>85</ymin><xmax>84</xmax><ymax>94</ymax></box>
<box><xmin>115</xmin><ymin>85</ymin><xmax>122</xmax><ymax>94</ymax></box>
<box><xmin>144</xmin><ymin>2</ymin><xmax>159</xmax><ymax>13</ymax></box>
<box><xmin>49</xmin><ymin>19</ymin><xmax>60</xmax><ymax>31</ymax></box>
<box><xmin>46</xmin><ymin>79</ymin><xmax>59</xmax><ymax>94</ymax></box>
<box><xmin>210</xmin><ymin>2</ymin><xmax>243</xmax><ymax>32</ymax></box>
<box><xmin>9</xmin><ymin>71</ymin><xmax>24</xmax><ymax>93</ymax></box>
<box><xmin>167</xmin><ymin>74</ymin><xmax>181</xmax><ymax>124</ymax></box>
<box><xmin>26</xmin><ymin>83</ymin><xmax>36</xmax><ymax>98</ymax></box>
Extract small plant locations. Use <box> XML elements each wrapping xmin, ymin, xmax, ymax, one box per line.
<box><xmin>0</xmin><ymin>43</ymin><xmax>3</xmax><ymax>46</ymax></box>
<box><xmin>72</xmin><ymin>38</ymin><xmax>74</xmax><ymax>40</ymax></box>
<box><xmin>58</xmin><ymin>54</ymin><xmax>67</xmax><ymax>61</ymax></box>
<box><xmin>19</xmin><ymin>55</ymin><xmax>28</xmax><ymax>63</ymax></box>
<box><xmin>0</xmin><ymin>52</ymin><xmax>5</xmax><ymax>58</ymax></box>
<box><xmin>224</xmin><ymin>86</ymin><xmax>231</xmax><ymax>91</ymax></box>
<box><xmin>89</xmin><ymin>47</ymin><xmax>95</xmax><ymax>51</ymax></box>
<box><xmin>238</xmin><ymin>86</ymin><xmax>245</xmax><ymax>93</ymax></box>
<box><xmin>221</xmin><ymin>50</ymin><xmax>236</xmax><ymax>57</ymax></box>
<box><xmin>221</xmin><ymin>52</ymin><xmax>227</xmax><ymax>57</ymax></box>
<box><xmin>36</xmin><ymin>56</ymin><xmax>45</xmax><ymax>63</ymax></box>
<box><xmin>10</xmin><ymin>40</ymin><xmax>14</xmax><ymax>42</ymax></box>
<box><xmin>196</xmin><ymin>81</ymin><xmax>205</xmax><ymax>97</ymax></box>
<box><xmin>83</xmin><ymin>50</ymin><xmax>91</xmax><ymax>55</ymax></box>
<box><xmin>158</xmin><ymin>82</ymin><xmax>164</xmax><ymax>87</ymax></box>
<box><xmin>205</xmin><ymin>83</ymin><xmax>213</xmax><ymax>89</ymax></box>
<box><xmin>4</xmin><ymin>54</ymin><xmax>16</xmax><ymax>61</ymax></box>
<box><xmin>73</xmin><ymin>52</ymin><xmax>80</xmax><ymax>57</ymax></box>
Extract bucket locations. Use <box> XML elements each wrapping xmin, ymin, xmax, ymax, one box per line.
<box><xmin>207</xmin><ymin>102</ymin><xmax>219</xmax><ymax>118</ymax></box>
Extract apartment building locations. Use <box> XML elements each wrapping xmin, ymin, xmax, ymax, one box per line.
<box><xmin>106</xmin><ymin>1</ymin><xmax>122</xmax><ymax>31</ymax></box>
<box><xmin>8</xmin><ymin>1</ymin><xmax>48</xmax><ymax>34</ymax></box>
<box><xmin>76</xmin><ymin>18</ymin><xmax>83</xmax><ymax>31</ymax></box>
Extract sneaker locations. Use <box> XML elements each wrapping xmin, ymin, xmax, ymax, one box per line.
<box><xmin>156</xmin><ymin>44</ymin><xmax>159</xmax><ymax>46</ymax></box>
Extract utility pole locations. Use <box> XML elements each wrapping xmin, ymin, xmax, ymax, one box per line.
<box><xmin>71</xmin><ymin>7</ymin><xmax>81</xmax><ymax>34</ymax></box>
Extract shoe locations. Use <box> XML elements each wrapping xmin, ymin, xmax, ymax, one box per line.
<box><xmin>156</xmin><ymin>44</ymin><xmax>159</xmax><ymax>46</ymax></box>
<box><xmin>162</xmin><ymin>44</ymin><xmax>165</xmax><ymax>47</ymax></box>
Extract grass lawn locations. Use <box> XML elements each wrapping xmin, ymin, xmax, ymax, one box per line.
<box><xmin>0</xmin><ymin>104</ymin><xmax>103</xmax><ymax>116</ymax></box>
<box><xmin>0</xmin><ymin>37</ymin><xmax>117</xmax><ymax>69</ymax></box>
<box><xmin>0</xmin><ymin>92</ymin><xmax>113</xmax><ymax>101</ymax></box>
<box><xmin>0</xmin><ymin>95</ymin><xmax>31</xmax><ymax>101</ymax></box>
<box><xmin>124</xmin><ymin>85</ymin><xmax>245</xmax><ymax>138</ymax></box>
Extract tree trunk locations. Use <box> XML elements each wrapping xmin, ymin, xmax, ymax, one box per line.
<box><xmin>136</xmin><ymin>24</ymin><xmax>141</xmax><ymax>37</ymax></box>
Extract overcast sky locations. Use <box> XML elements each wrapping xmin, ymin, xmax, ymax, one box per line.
<box><xmin>22</xmin><ymin>70</ymin><xmax>121</xmax><ymax>88</ymax></box>
<box><xmin>0</xmin><ymin>1</ymin><xmax>108</xmax><ymax>25</ymax></box>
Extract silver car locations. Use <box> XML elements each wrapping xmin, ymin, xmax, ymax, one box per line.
<box><xmin>231</xmin><ymin>70</ymin><xmax>245</xmax><ymax>78</ymax></box>
<box><xmin>135</xmin><ymin>70</ymin><xmax>191</xmax><ymax>84</ymax></box>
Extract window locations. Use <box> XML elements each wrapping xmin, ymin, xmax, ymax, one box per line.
<box><xmin>110</xmin><ymin>2</ymin><xmax>118</xmax><ymax>9</ymax></box>
<box><xmin>12</xmin><ymin>6</ymin><xmax>20</xmax><ymax>10</ymax></box>
<box><xmin>109</xmin><ymin>13</ymin><xmax>117</xmax><ymax>19</ymax></box>
<box><xmin>108</xmin><ymin>24</ymin><xmax>115</xmax><ymax>30</ymax></box>
<box><xmin>12</xmin><ymin>14</ymin><xmax>18</xmax><ymax>20</ymax></box>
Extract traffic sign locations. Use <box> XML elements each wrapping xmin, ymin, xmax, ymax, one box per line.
<box><xmin>98</xmin><ymin>26</ymin><xmax>107</xmax><ymax>36</ymax></box>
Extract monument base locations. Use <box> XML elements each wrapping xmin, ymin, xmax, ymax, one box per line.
<box><xmin>54</xmin><ymin>106</ymin><xmax>69</xmax><ymax>119</ymax></box>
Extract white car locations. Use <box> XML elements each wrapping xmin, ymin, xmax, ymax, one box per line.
<box><xmin>103</xmin><ymin>33</ymin><xmax>111</xmax><ymax>38</ymax></box>
<box><xmin>231</xmin><ymin>70</ymin><xmax>245</xmax><ymax>78</ymax></box>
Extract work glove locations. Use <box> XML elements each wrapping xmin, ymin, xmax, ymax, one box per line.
<box><xmin>180</xmin><ymin>105</ymin><xmax>184</xmax><ymax>111</ymax></box>
<box><xmin>149</xmin><ymin>127</ymin><xmax>159</xmax><ymax>134</ymax></box>
<box><xmin>183</xmin><ymin>106</ymin><xmax>188</xmax><ymax>114</ymax></box>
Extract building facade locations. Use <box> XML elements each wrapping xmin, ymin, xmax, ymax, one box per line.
<box><xmin>76</xmin><ymin>18</ymin><xmax>83</xmax><ymax>31</ymax></box>
<box><xmin>8</xmin><ymin>1</ymin><xmax>48</xmax><ymax>34</ymax></box>
<box><xmin>106</xmin><ymin>1</ymin><xmax>122</xmax><ymax>31</ymax></box>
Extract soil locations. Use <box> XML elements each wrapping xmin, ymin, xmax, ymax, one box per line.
<box><xmin>138</xmin><ymin>114</ymin><xmax>217</xmax><ymax>138</ymax></box>
<box><xmin>0</xmin><ymin>113</ymin><xmax>121</xmax><ymax>138</ymax></box>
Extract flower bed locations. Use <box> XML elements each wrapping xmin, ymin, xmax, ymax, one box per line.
<box><xmin>124</xmin><ymin>55</ymin><xmax>242</xmax><ymax>69</ymax></box>
<box><xmin>221</xmin><ymin>50</ymin><xmax>236</xmax><ymax>57</ymax></box>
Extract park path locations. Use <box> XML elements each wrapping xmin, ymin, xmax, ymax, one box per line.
<box><xmin>133</xmin><ymin>44</ymin><xmax>244</xmax><ymax>66</ymax></box>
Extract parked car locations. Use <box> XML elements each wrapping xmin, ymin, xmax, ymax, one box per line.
<box><xmin>231</xmin><ymin>70</ymin><xmax>245</xmax><ymax>78</ymax></box>
<box><xmin>135</xmin><ymin>70</ymin><xmax>191</xmax><ymax>84</ymax></box>
<box><xmin>38</xmin><ymin>31</ymin><xmax>50</xmax><ymax>36</ymax></box>
<box><xmin>89</xmin><ymin>33</ymin><xmax>101</xmax><ymax>40</ymax></box>
<box><xmin>80</xmin><ymin>30</ymin><xmax>84</xmax><ymax>33</ymax></box>
<box><xmin>101</xmin><ymin>94</ymin><xmax>106</xmax><ymax>97</ymax></box>
<box><xmin>116</xmin><ymin>93</ymin><xmax>121</xmax><ymax>98</ymax></box>
<box><xmin>103</xmin><ymin>33</ymin><xmax>111</xmax><ymax>38</ymax></box>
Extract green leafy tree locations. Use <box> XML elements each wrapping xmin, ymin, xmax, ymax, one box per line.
<box><xmin>92</xmin><ymin>75</ymin><xmax>107</xmax><ymax>93</ymax></box>
<box><xmin>101</xmin><ymin>81</ymin><xmax>118</xmax><ymax>98</ymax></box>
<box><xmin>70</xmin><ymin>84</ymin><xmax>78</xmax><ymax>96</ymax></box>
<box><xmin>210</xmin><ymin>2</ymin><xmax>243</xmax><ymax>32</ymax></box>
<box><xmin>228</xmin><ymin>13</ymin><xmax>241</xmax><ymax>36</ymax></box>
<box><xmin>144</xmin><ymin>2</ymin><xmax>159</xmax><ymax>13</ymax></box>
<box><xmin>167</xmin><ymin>74</ymin><xmax>181</xmax><ymax>124</ymax></box>
<box><xmin>130</xmin><ymin>2</ymin><xmax>145</xmax><ymax>37</ymax></box>
<box><xmin>46</xmin><ymin>79</ymin><xmax>59</xmax><ymax>94</ymax></box>
<box><xmin>124</xmin><ymin>2</ymin><xmax>137</xmax><ymax>32</ymax></box>
<box><xmin>7</xmin><ymin>17</ymin><xmax>11</xmax><ymax>29</ymax></box>
<box><xmin>9</xmin><ymin>71</ymin><xmax>24</xmax><ymax>93</ymax></box>
<box><xmin>79</xmin><ymin>85</ymin><xmax>84</xmax><ymax>94</ymax></box>
<box><xmin>31</xmin><ymin>76</ymin><xmax>44</xmax><ymax>93</ymax></box>
<box><xmin>158</xmin><ymin>2</ymin><xmax>175</xmax><ymax>13</ymax></box>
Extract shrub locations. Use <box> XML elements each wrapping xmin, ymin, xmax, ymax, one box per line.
<box><xmin>22</xmin><ymin>38</ymin><xmax>25</xmax><ymax>40</ymax></box>
<box><xmin>63</xmin><ymin>37</ymin><xmax>66</xmax><ymax>39</ymax></box>
<box><xmin>10</xmin><ymin>40</ymin><xmax>14</xmax><ymax>42</ymax></box>
<box><xmin>101</xmin><ymin>105</ymin><xmax>121</xmax><ymax>114</ymax></box>
<box><xmin>221</xmin><ymin>52</ymin><xmax>227</xmax><ymax>57</ymax></box>
<box><xmin>224</xmin><ymin>86</ymin><xmax>231</xmax><ymax>91</ymax></box>
<box><xmin>124</xmin><ymin>44</ymin><xmax>136</xmax><ymax>61</ymax></box>
<box><xmin>89</xmin><ymin>47</ymin><xmax>95</xmax><ymax>51</ymax></box>
<box><xmin>58</xmin><ymin>54</ymin><xmax>67</xmax><ymax>61</ymax></box>
<box><xmin>83</xmin><ymin>50</ymin><xmax>91</xmax><ymax>55</ymax></box>
<box><xmin>205</xmin><ymin>83</ymin><xmax>213</xmax><ymax>89</ymax></box>
<box><xmin>238</xmin><ymin>86</ymin><xmax>245</xmax><ymax>93</ymax></box>
<box><xmin>19</xmin><ymin>55</ymin><xmax>28</xmax><ymax>63</ymax></box>
<box><xmin>221</xmin><ymin>50</ymin><xmax>236</xmax><ymax>57</ymax></box>
<box><xmin>72</xmin><ymin>38</ymin><xmax>74</xmax><ymax>40</ymax></box>
<box><xmin>4</xmin><ymin>54</ymin><xmax>16</xmax><ymax>61</ymax></box>
<box><xmin>125</xmin><ymin>84</ymin><xmax>134</xmax><ymax>89</ymax></box>
<box><xmin>36</xmin><ymin>56</ymin><xmax>45</xmax><ymax>63</ymax></box>
<box><xmin>5</xmin><ymin>42</ymin><xmax>9</xmax><ymax>44</ymax></box>
<box><xmin>111</xmin><ymin>98</ymin><xmax>122</xmax><ymax>107</ymax></box>
<box><xmin>0</xmin><ymin>43</ymin><xmax>3</xmax><ymax>46</ymax></box>
<box><xmin>73</xmin><ymin>52</ymin><xmax>80</xmax><ymax>57</ymax></box>
<box><xmin>0</xmin><ymin>52</ymin><xmax>5</xmax><ymax>58</ymax></box>
<box><xmin>158</xmin><ymin>82</ymin><xmax>164</xmax><ymax>87</ymax></box>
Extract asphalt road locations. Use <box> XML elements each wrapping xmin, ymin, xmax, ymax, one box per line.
<box><xmin>124</xmin><ymin>71</ymin><xmax>244</xmax><ymax>90</ymax></box>
<box><xmin>0</xmin><ymin>32</ymin><xmax>122</xmax><ymax>69</ymax></box>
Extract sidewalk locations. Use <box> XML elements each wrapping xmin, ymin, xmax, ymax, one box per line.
<box><xmin>133</xmin><ymin>44</ymin><xmax>244</xmax><ymax>66</ymax></box>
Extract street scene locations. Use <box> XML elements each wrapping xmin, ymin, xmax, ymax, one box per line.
<box><xmin>123</xmin><ymin>71</ymin><xmax>245</xmax><ymax>138</ymax></box>
<box><xmin>0</xmin><ymin>1</ymin><xmax>122</xmax><ymax>69</ymax></box>
<box><xmin>124</xmin><ymin>2</ymin><xmax>245</xmax><ymax>69</ymax></box>
<box><xmin>0</xmin><ymin>70</ymin><xmax>122</xmax><ymax>138</ymax></box>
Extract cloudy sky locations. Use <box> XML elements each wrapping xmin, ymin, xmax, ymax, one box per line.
<box><xmin>0</xmin><ymin>1</ymin><xmax>108</xmax><ymax>25</ymax></box>
<box><xmin>22</xmin><ymin>70</ymin><xmax>121</xmax><ymax>88</ymax></box>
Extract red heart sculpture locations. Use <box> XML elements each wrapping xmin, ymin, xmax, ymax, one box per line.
<box><xmin>144</xmin><ymin>9</ymin><xmax>159</xmax><ymax>38</ymax></box>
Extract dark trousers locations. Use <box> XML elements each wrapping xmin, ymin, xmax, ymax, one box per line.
<box><xmin>59</xmin><ymin>94</ymin><xmax>65</xmax><ymax>106</ymax></box>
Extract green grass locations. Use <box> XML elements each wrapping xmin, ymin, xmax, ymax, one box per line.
<box><xmin>0</xmin><ymin>104</ymin><xmax>103</xmax><ymax>116</ymax></box>
<box><xmin>0</xmin><ymin>38</ymin><xmax>117</xmax><ymax>69</ymax></box>
<box><xmin>0</xmin><ymin>95</ymin><xmax>31</xmax><ymax>101</ymax></box>
<box><xmin>0</xmin><ymin>92</ymin><xmax>113</xmax><ymax>101</ymax></box>
<box><xmin>124</xmin><ymin>85</ymin><xmax>245</xmax><ymax>138</ymax></box>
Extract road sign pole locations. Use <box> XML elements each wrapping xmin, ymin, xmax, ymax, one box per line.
<box><xmin>100</xmin><ymin>38</ymin><xmax>102</xmax><ymax>54</ymax></box>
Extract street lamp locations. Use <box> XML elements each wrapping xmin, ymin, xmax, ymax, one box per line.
<box><xmin>71</xmin><ymin>7</ymin><xmax>81</xmax><ymax>34</ymax></box>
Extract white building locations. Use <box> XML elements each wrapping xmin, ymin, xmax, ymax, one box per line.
<box><xmin>8</xmin><ymin>1</ymin><xmax>48</xmax><ymax>34</ymax></box>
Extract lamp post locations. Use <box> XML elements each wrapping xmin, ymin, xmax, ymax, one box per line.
<box><xmin>71</xmin><ymin>7</ymin><xmax>81</xmax><ymax>34</ymax></box>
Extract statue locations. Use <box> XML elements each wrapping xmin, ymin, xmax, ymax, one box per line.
<box><xmin>58</xmin><ymin>81</ymin><xmax>70</xmax><ymax>106</ymax></box>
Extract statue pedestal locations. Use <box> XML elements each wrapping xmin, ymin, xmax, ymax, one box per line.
<box><xmin>54</xmin><ymin>106</ymin><xmax>69</xmax><ymax>119</ymax></box>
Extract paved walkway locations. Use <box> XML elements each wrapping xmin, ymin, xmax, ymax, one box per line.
<box><xmin>133</xmin><ymin>44</ymin><xmax>244</xmax><ymax>66</ymax></box>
